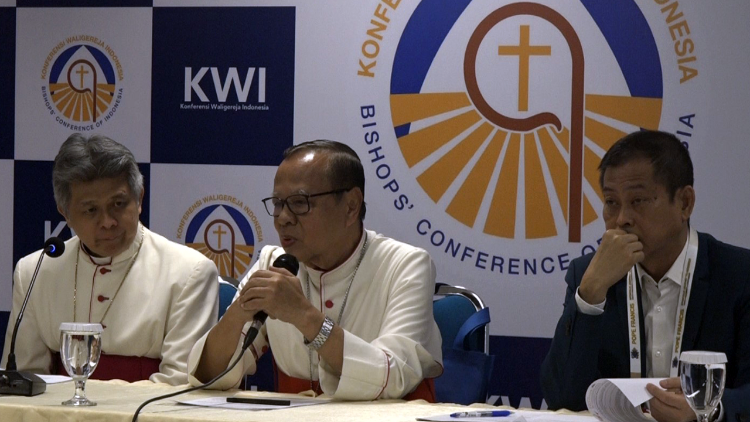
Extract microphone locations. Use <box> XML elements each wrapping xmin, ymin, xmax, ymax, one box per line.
<box><xmin>242</xmin><ymin>254</ymin><xmax>299</xmax><ymax>350</ymax></box>
<box><xmin>0</xmin><ymin>237</ymin><xmax>65</xmax><ymax>396</ymax></box>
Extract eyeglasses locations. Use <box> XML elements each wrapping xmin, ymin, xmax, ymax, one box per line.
<box><xmin>262</xmin><ymin>188</ymin><xmax>352</xmax><ymax>217</ymax></box>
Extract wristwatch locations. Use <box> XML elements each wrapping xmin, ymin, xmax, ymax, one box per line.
<box><xmin>305</xmin><ymin>316</ymin><xmax>334</xmax><ymax>351</ymax></box>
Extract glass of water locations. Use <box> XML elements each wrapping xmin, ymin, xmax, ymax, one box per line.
<box><xmin>679</xmin><ymin>351</ymin><xmax>727</xmax><ymax>422</ymax></box>
<box><xmin>59</xmin><ymin>323</ymin><xmax>103</xmax><ymax>406</ymax></box>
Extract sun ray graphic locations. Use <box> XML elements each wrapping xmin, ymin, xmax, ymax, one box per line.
<box><xmin>49</xmin><ymin>82</ymin><xmax>116</xmax><ymax>123</ymax></box>
<box><xmin>390</xmin><ymin>92</ymin><xmax>662</xmax><ymax>239</ymax></box>
<box><xmin>187</xmin><ymin>243</ymin><xmax>255</xmax><ymax>278</ymax></box>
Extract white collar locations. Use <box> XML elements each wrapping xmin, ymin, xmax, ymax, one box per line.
<box><xmin>636</xmin><ymin>231</ymin><xmax>690</xmax><ymax>287</ymax></box>
<box><xmin>79</xmin><ymin>223</ymin><xmax>145</xmax><ymax>265</ymax></box>
<box><xmin>304</xmin><ymin>229</ymin><xmax>368</xmax><ymax>283</ymax></box>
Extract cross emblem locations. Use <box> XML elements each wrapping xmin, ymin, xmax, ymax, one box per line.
<box><xmin>213</xmin><ymin>225</ymin><xmax>227</xmax><ymax>249</ymax></box>
<box><xmin>497</xmin><ymin>25</ymin><xmax>551</xmax><ymax>112</ymax></box>
<box><xmin>75</xmin><ymin>65</ymin><xmax>89</xmax><ymax>89</ymax></box>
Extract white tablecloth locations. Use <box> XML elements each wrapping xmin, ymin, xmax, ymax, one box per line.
<box><xmin>0</xmin><ymin>379</ymin><xmax>592</xmax><ymax>422</ymax></box>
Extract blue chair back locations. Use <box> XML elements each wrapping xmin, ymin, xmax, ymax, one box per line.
<box><xmin>433</xmin><ymin>283</ymin><xmax>493</xmax><ymax>405</ymax></box>
<box><xmin>218</xmin><ymin>276</ymin><xmax>239</xmax><ymax>319</ymax></box>
<box><xmin>434</xmin><ymin>295</ymin><xmax>484</xmax><ymax>352</ymax></box>
<box><xmin>433</xmin><ymin>283</ymin><xmax>489</xmax><ymax>353</ymax></box>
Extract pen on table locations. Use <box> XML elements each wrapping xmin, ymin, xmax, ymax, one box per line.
<box><xmin>450</xmin><ymin>410</ymin><xmax>512</xmax><ymax>418</ymax></box>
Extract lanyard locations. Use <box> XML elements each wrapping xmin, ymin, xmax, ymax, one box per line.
<box><xmin>626</xmin><ymin>227</ymin><xmax>698</xmax><ymax>378</ymax></box>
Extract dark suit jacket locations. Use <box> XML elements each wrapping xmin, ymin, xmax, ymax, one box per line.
<box><xmin>540</xmin><ymin>232</ymin><xmax>750</xmax><ymax>422</ymax></box>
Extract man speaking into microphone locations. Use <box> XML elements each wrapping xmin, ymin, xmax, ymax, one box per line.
<box><xmin>1</xmin><ymin>133</ymin><xmax>218</xmax><ymax>385</ymax></box>
<box><xmin>188</xmin><ymin>140</ymin><xmax>443</xmax><ymax>401</ymax></box>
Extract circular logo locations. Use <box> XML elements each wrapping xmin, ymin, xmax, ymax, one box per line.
<box><xmin>389</xmin><ymin>1</ymin><xmax>664</xmax><ymax>242</ymax></box>
<box><xmin>178</xmin><ymin>196</ymin><xmax>264</xmax><ymax>279</ymax></box>
<box><xmin>41</xmin><ymin>36</ymin><xmax>124</xmax><ymax>130</ymax></box>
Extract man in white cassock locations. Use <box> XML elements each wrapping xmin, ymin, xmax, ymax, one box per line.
<box><xmin>1</xmin><ymin>133</ymin><xmax>218</xmax><ymax>385</ymax></box>
<box><xmin>188</xmin><ymin>140</ymin><xmax>442</xmax><ymax>401</ymax></box>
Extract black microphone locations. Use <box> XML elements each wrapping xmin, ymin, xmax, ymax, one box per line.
<box><xmin>0</xmin><ymin>237</ymin><xmax>65</xmax><ymax>396</ymax></box>
<box><xmin>242</xmin><ymin>254</ymin><xmax>299</xmax><ymax>350</ymax></box>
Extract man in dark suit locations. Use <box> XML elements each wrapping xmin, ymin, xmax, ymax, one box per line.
<box><xmin>541</xmin><ymin>130</ymin><xmax>750</xmax><ymax>422</ymax></box>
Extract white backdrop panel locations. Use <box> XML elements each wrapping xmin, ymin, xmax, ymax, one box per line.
<box><xmin>149</xmin><ymin>163</ymin><xmax>278</xmax><ymax>277</ymax></box>
<box><xmin>14</xmin><ymin>7</ymin><xmax>152</xmax><ymax>162</ymax></box>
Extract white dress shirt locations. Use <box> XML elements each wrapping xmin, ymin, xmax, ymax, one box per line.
<box><xmin>575</xmin><ymin>237</ymin><xmax>689</xmax><ymax>377</ymax></box>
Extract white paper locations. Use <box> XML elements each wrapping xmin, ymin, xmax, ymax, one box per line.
<box><xmin>516</xmin><ymin>415</ymin><xmax>599</xmax><ymax>422</ymax></box>
<box><xmin>585</xmin><ymin>378</ymin><xmax>665</xmax><ymax>422</ymax></box>
<box><xmin>37</xmin><ymin>374</ymin><xmax>72</xmax><ymax>384</ymax></box>
<box><xmin>178</xmin><ymin>395</ymin><xmax>330</xmax><ymax>410</ymax></box>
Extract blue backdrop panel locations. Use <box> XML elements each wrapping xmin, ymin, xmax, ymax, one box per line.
<box><xmin>0</xmin><ymin>8</ymin><xmax>15</xmax><ymax>160</ymax></box>
<box><xmin>13</xmin><ymin>161</ymin><xmax>151</xmax><ymax>266</ymax></box>
<box><xmin>488</xmin><ymin>336</ymin><xmax>550</xmax><ymax>408</ymax></box>
<box><xmin>151</xmin><ymin>7</ymin><xmax>295</xmax><ymax>166</ymax></box>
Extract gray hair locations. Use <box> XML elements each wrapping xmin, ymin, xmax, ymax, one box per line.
<box><xmin>53</xmin><ymin>133</ymin><xmax>144</xmax><ymax>214</ymax></box>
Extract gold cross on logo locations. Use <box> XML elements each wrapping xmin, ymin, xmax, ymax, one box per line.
<box><xmin>497</xmin><ymin>25</ymin><xmax>551</xmax><ymax>112</ymax></box>
<box><xmin>75</xmin><ymin>65</ymin><xmax>90</xmax><ymax>89</ymax></box>
<box><xmin>213</xmin><ymin>225</ymin><xmax>227</xmax><ymax>249</ymax></box>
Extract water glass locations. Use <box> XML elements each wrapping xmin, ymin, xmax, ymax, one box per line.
<box><xmin>679</xmin><ymin>350</ymin><xmax>727</xmax><ymax>422</ymax></box>
<box><xmin>59</xmin><ymin>323</ymin><xmax>103</xmax><ymax>406</ymax></box>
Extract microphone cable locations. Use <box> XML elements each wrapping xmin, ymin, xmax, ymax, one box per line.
<box><xmin>131</xmin><ymin>327</ymin><xmax>262</xmax><ymax>422</ymax></box>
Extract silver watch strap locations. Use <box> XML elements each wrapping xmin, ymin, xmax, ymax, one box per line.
<box><xmin>305</xmin><ymin>316</ymin><xmax>334</xmax><ymax>351</ymax></box>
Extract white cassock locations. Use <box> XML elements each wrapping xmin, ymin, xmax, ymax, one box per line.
<box><xmin>1</xmin><ymin>223</ymin><xmax>219</xmax><ymax>385</ymax></box>
<box><xmin>188</xmin><ymin>229</ymin><xmax>443</xmax><ymax>400</ymax></box>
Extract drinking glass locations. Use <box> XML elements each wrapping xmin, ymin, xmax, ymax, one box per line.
<box><xmin>59</xmin><ymin>323</ymin><xmax>103</xmax><ymax>406</ymax></box>
<box><xmin>679</xmin><ymin>351</ymin><xmax>727</xmax><ymax>422</ymax></box>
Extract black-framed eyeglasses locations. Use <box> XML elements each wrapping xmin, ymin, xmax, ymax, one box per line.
<box><xmin>261</xmin><ymin>188</ymin><xmax>352</xmax><ymax>217</ymax></box>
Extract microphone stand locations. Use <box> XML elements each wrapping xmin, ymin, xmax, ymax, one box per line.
<box><xmin>0</xmin><ymin>248</ymin><xmax>52</xmax><ymax>395</ymax></box>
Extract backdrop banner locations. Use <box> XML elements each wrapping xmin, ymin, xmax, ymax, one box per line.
<box><xmin>3</xmin><ymin>0</ymin><xmax>749</xmax><ymax>407</ymax></box>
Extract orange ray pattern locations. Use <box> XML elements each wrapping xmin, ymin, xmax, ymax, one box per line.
<box><xmin>585</xmin><ymin>94</ymin><xmax>662</xmax><ymax>130</ymax></box>
<box><xmin>584</xmin><ymin>146</ymin><xmax>603</xmax><ymax>201</ymax></box>
<box><xmin>584</xmin><ymin>117</ymin><xmax>627</xmax><ymax>152</ymax></box>
<box><xmin>552</xmin><ymin>127</ymin><xmax>570</xmax><ymax>153</ymax></box>
<box><xmin>390</xmin><ymin>93</ymin><xmax>471</xmax><ymax>127</ymax></box>
<box><xmin>49</xmin><ymin>83</ymin><xmax>115</xmax><ymax>123</ymax></box>
<box><xmin>235</xmin><ymin>245</ymin><xmax>254</xmax><ymax>269</ymax></box>
<box><xmin>484</xmin><ymin>133</ymin><xmax>521</xmax><ymax>238</ymax></box>
<box><xmin>188</xmin><ymin>243</ymin><xmax>254</xmax><ymax>278</ymax></box>
<box><xmin>417</xmin><ymin>123</ymin><xmax>493</xmax><ymax>202</ymax></box>
<box><xmin>390</xmin><ymin>91</ymin><xmax>661</xmax><ymax>239</ymax></box>
<box><xmin>538</xmin><ymin>127</ymin><xmax>569</xmax><ymax>221</ymax></box>
<box><xmin>524</xmin><ymin>133</ymin><xmax>556</xmax><ymax>238</ymax></box>
<box><xmin>583</xmin><ymin>196</ymin><xmax>598</xmax><ymax>225</ymax></box>
<box><xmin>398</xmin><ymin>110</ymin><xmax>482</xmax><ymax>167</ymax></box>
<box><xmin>447</xmin><ymin>130</ymin><xmax>507</xmax><ymax>227</ymax></box>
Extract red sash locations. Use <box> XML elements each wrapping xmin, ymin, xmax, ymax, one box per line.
<box><xmin>54</xmin><ymin>352</ymin><xmax>161</xmax><ymax>382</ymax></box>
<box><xmin>273</xmin><ymin>359</ymin><xmax>435</xmax><ymax>402</ymax></box>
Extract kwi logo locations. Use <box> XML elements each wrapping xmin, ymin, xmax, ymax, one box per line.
<box><xmin>184</xmin><ymin>67</ymin><xmax>266</xmax><ymax>103</ymax></box>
